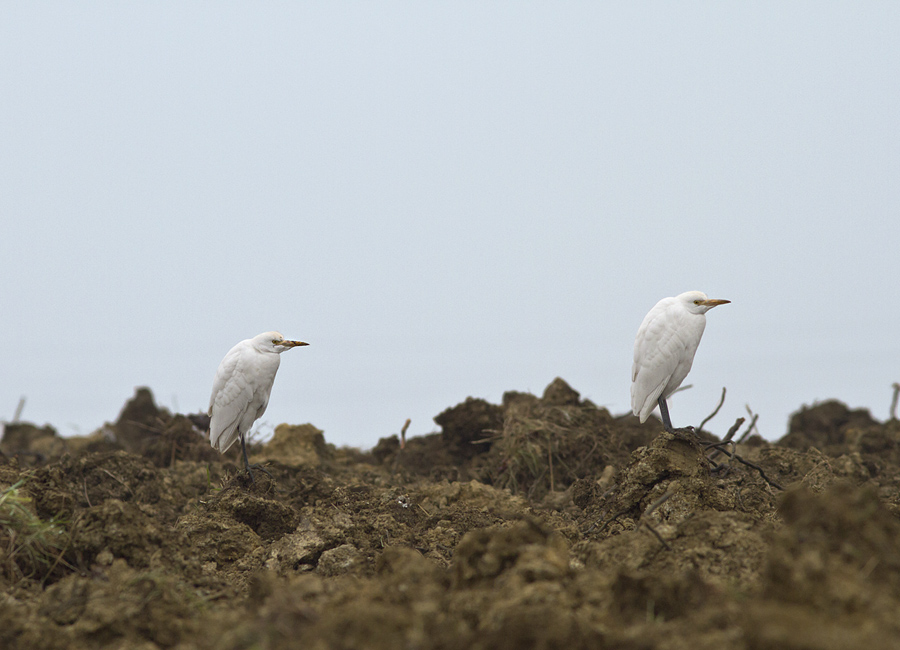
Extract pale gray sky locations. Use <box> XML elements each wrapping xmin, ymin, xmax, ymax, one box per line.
<box><xmin>2</xmin><ymin>4</ymin><xmax>898</xmax><ymax>447</ymax></box>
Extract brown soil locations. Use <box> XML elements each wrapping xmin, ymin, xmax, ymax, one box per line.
<box><xmin>2</xmin><ymin>380</ymin><xmax>900</xmax><ymax>649</ymax></box>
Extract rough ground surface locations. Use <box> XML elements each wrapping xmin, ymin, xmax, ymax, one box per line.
<box><xmin>2</xmin><ymin>379</ymin><xmax>900</xmax><ymax>649</ymax></box>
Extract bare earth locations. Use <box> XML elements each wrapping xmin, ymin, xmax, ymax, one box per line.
<box><xmin>2</xmin><ymin>379</ymin><xmax>900</xmax><ymax>650</ymax></box>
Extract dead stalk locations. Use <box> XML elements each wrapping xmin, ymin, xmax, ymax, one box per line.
<box><xmin>82</xmin><ymin>478</ymin><xmax>92</xmax><ymax>508</ymax></box>
<box><xmin>706</xmin><ymin>417</ymin><xmax>744</xmax><ymax>462</ymax></box>
<box><xmin>697</xmin><ymin>387</ymin><xmax>726</xmax><ymax>432</ymax></box>
<box><xmin>637</xmin><ymin>487</ymin><xmax>675</xmax><ymax>551</ymax></box>
<box><xmin>12</xmin><ymin>397</ymin><xmax>26</xmax><ymax>423</ymax></box>
<box><xmin>400</xmin><ymin>418</ymin><xmax>411</xmax><ymax>450</ymax></box>
<box><xmin>391</xmin><ymin>418</ymin><xmax>412</xmax><ymax>476</ymax></box>
<box><xmin>736</xmin><ymin>410</ymin><xmax>760</xmax><ymax>445</ymax></box>
<box><xmin>711</xmin><ymin>442</ymin><xmax>783</xmax><ymax>491</ymax></box>
<box><xmin>100</xmin><ymin>469</ymin><xmax>133</xmax><ymax>496</ymax></box>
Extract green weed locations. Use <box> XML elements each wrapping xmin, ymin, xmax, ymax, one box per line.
<box><xmin>0</xmin><ymin>480</ymin><xmax>69</xmax><ymax>583</ymax></box>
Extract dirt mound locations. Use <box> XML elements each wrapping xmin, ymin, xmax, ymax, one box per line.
<box><xmin>779</xmin><ymin>399</ymin><xmax>884</xmax><ymax>453</ymax></box>
<box><xmin>2</xmin><ymin>383</ymin><xmax>900</xmax><ymax>649</ymax></box>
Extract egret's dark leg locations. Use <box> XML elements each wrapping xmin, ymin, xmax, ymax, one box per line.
<box><xmin>240</xmin><ymin>434</ymin><xmax>253</xmax><ymax>475</ymax></box>
<box><xmin>240</xmin><ymin>433</ymin><xmax>271</xmax><ymax>482</ymax></box>
<box><xmin>658</xmin><ymin>397</ymin><xmax>674</xmax><ymax>432</ymax></box>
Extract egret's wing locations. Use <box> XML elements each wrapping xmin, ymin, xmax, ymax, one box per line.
<box><xmin>208</xmin><ymin>343</ymin><xmax>254</xmax><ymax>453</ymax></box>
<box><xmin>252</xmin><ymin>352</ymin><xmax>283</xmax><ymax>422</ymax></box>
<box><xmin>210</xmin><ymin>381</ymin><xmax>254</xmax><ymax>453</ymax></box>
<box><xmin>255</xmin><ymin>390</ymin><xmax>271</xmax><ymax>422</ymax></box>
<box><xmin>209</xmin><ymin>344</ymin><xmax>241</xmax><ymax>415</ymax></box>
<box><xmin>631</xmin><ymin>299</ymin><xmax>698</xmax><ymax>422</ymax></box>
<box><xmin>631</xmin><ymin>320</ymin><xmax>675</xmax><ymax>421</ymax></box>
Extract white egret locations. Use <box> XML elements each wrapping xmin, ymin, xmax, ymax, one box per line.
<box><xmin>208</xmin><ymin>331</ymin><xmax>309</xmax><ymax>477</ymax></box>
<box><xmin>631</xmin><ymin>291</ymin><xmax>730</xmax><ymax>430</ymax></box>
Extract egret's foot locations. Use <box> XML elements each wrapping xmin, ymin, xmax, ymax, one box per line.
<box><xmin>238</xmin><ymin>435</ymin><xmax>272</xmax><ymax>482</ymax></box>
<box><xmin>243</xmin><ymin>463</ymin><xmax>273</xmax><ymax>482</ymax></box>
<box><xmin>660</xmin><ymin>423</ymin><xmax>692</xmax><ymax>435</ymax></box>
<box><xmin>670</xmin><ymin>425</ymin><xmax>697</xmax><ymax>438</ymax></box>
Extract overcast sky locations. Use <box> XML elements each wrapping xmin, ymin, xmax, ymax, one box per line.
<box><xmin>2</xmin><ymin>4</ymin><xmax>898</xmax><ymax>448</ymax></box>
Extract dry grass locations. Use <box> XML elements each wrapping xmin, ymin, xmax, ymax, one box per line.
<box><xmin>488</xmin><ymin>404</ymin><xmax>607</xmax><ymax>499</ymax></box>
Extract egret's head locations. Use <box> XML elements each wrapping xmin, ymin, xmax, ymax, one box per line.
<box><xmin>679</xmin><ymin>291</ymin><xmax>730</xmax><ymax>315</ymax></box>
<box><xmin>254</xmin><ymin>331</ymin><xmax>310</xmax><ymax>353</ymax></box>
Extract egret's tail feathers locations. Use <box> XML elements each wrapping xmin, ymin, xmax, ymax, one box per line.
<box><xmin>631</xmin><ymin>376</ymin><xmax>668</xmax><ymax>424</ymax></box>
<box><xmin>210</xmin><ymin>424</ymin><xmax>240</xmax><ymax>454</ymax></box>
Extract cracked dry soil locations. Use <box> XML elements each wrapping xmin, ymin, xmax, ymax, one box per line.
<box><xmin>2</xmin><ymin>379</ymin><xmax>900</xmax><ymax>650</ymax></box>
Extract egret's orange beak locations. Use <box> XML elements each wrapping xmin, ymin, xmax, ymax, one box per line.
<box><xmin>280</xmin><ymin>340</ymin><xmax>309</xmax><ymax>348</ymax></box>
<box><xmin>700</xmin><ymin>299</ymin><xmax>730</xmax><ymax>307</ymax></box>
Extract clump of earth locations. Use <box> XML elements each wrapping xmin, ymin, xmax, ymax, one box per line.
<box><xmin>2</xmin><ymin>379</ymin><xmax>900</xmax><ymax>649</ymax></box>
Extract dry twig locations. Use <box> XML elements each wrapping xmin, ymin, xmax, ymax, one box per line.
<box><xmin>390</xmin><ymin>418</ymin><xmax>413</xmax><ymax>476</ymax></box>
<box><xmin>730</xmin><ymin>453</ymin><xmax>783</xmax><ymax>490</ymax></box>
<box><xmin>400</xmin><ymin>418</ymin><xmax>411</xmax><ymax>450</ymax></box>
<box><xmin>703</xmin><ymin>415</ymin><xmax>781</xmax><ymax>490</ymax></box>
<box><xmin>12</xmin><ymin>397</ymin><xmax>26</xmax><ymax>424</ymax></box>
<box><xmin>82</xmin><ymin>478</ymin><xmax>92</xmax><ymax>508</ymax></box>
<box><xmin>100</xmin><ymin>469</ymin><xmax>133</xmax><ymax>496</ymax></box>
<box><xmin>705</xmin><ymin>417</ymin><xmax>744</xmax><ymax>463</ymax></box>
<box><xmin>637</xmin><ymin>487</ymin><xmax>675</xmax><ymax>551</ymax></box>
<box><xmin>736</xmin><ymin>406</ymin><xmax>760</xmax><ymax>445</ymax></box>
<box><xmin>710</xmin><ymin>439</ymin><xmax>783</xmax><ymax>491</ymax></box>
<box><xmin>592</xmin><ymin>506</ymin><xmax>630</xmax><ymax>536</ymax></box>
<box><xmin>697</xmin><ymin>387</ymin><xmax>726</xmax><ymax>432</ymax></box>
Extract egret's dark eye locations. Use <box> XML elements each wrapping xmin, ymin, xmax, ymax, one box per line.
<box><xmin>694</xmin><ymin>300</ymin><xmax>701</xmax><ymax>305</ymax></box>
<box><xmin>272</xmin><ymin>339</ymin><xmax>279</xmax><ymax>345</ymax></box>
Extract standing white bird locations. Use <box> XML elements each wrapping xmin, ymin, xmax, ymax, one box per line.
<box><xmin>209</xmin><ymin>331</ymin><xmax>309</xmax><ymax>477</ymax></box>
<box><xmin>631</xmin><ymin>291</ymin><xmax>729</xmax><ymax>430</ymax></box>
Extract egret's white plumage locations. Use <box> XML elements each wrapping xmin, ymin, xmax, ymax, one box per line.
<box><xmin>208</xmin><ymin>332</ymin><xmax>308</xmax><ymax>466</ymax></box>
<box><xmin>631</xmin><ymin>291</ymin><xmax>729</xmax><ymax>429</ymax></box>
